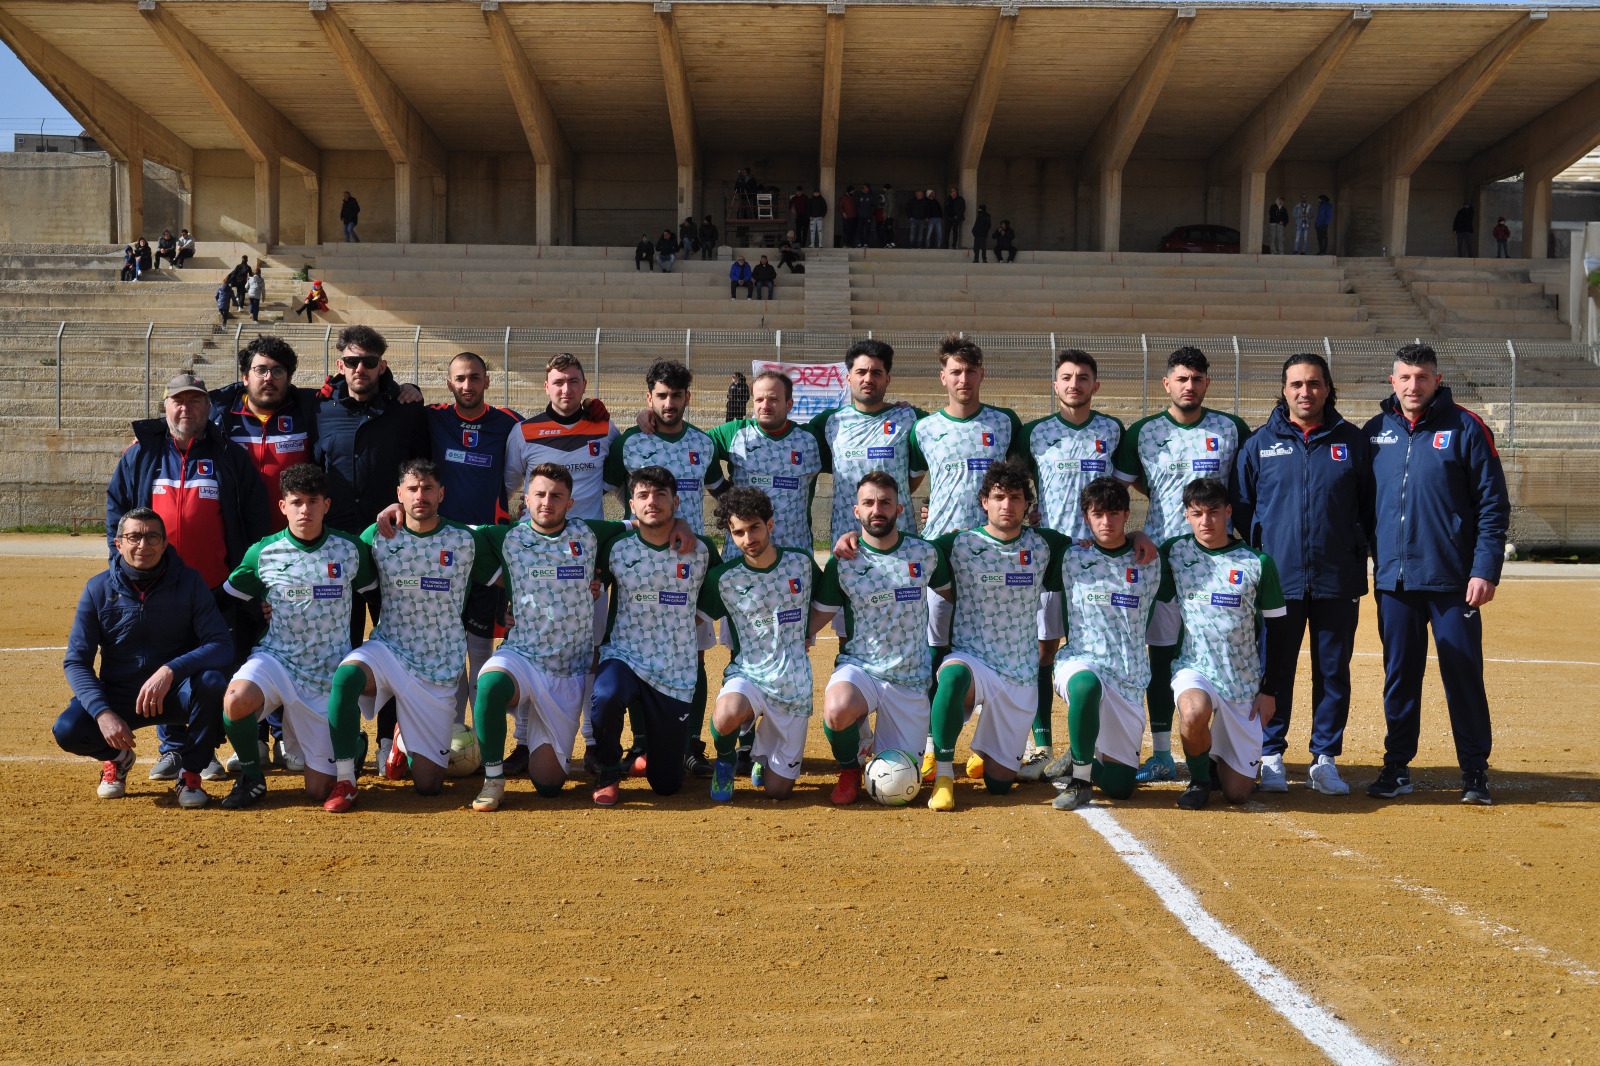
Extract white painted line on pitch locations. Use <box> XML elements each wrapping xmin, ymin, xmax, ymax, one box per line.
<box><xmin>0</xmin><ymin>645</ymin><xmax>67</xmax><ymax>653</ymax></box>
<box><xmin>1076</xmin><ymin>806</ymin><xmax>1393</xmax><ymax>1066</ymax></box>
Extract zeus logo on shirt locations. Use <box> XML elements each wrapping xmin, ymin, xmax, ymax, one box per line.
<box><xmin>327</xmin><ymin>562</ymin><xmax>343</xmax><ymax>579</ymax></box>
<box><xmin>439</xmin><ymin>551</ymin><xmax>455</xmax><ymax>566</ymax></box>
<box><xmin>1260</xmin><ymin>443</ymin><xmax>1293</xmax><ymax>458</ymax></box>
<box><xmin>1330</xmin><ymin>444</ymin><xmax>1348</xmax><ymax>462</ymax></box>
<box><xmin>1372</xmin><ymin>430</ymin><xmax>1399</xmax><ymax>445</ymax></box>
<box><xmin>462</xmin><ymin>429</ymin><xmax>479</xmax><ymax>449</ymax></box>
<box><xmin>1433</xmin><ymin>431</ymin><xmax>1453</xmax><ymax>449</ymax></box>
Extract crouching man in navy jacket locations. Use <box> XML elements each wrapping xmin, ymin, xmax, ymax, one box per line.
<box><xmin>1233</xmin><ymin>352</ymin><xmax>1374</xmax><ymax>797</ymax></box>
<box><xmin>1363</xmin><ymin>343</ymin><xmax>1509</xmax><ymax>806</ymax></box>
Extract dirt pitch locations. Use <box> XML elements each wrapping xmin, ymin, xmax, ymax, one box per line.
<box><xmin>1</xmin><ymin>548</ymin><xmax>1597</xmax><ymax>1066</ymax></box>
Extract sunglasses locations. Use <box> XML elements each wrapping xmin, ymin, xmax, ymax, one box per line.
<box><xmin>341</xmin><ymin>355</ymin><xmax>381</xmax><ymax>370</ymax></box>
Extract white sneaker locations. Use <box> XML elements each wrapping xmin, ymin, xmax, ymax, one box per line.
<box><xmin>1258</xmin><ymin>753</ymin><xmax>1288</xmax><ymax>793</ymax></box>
<box><xmin>98</xmin><ymin>750</ymin><xmax>135</xmax><ymax>799</ymax></box>
<box><xmin>1308</xmin><ymin>755</ymin><xmax>1350</xmax><ymax>796</ymax></box>
<box><xmin>175</xmin><ymin>770</ymin><xmax>210</xmax><ymax>809</ymax></box>
<box><xmin>275</xmin><ymin>740</ymin><xmax>306</xmax><ymax>773</ymax></box>
<box><xmin>472</xmin><ymin>776</ymin><xmax>507</xmax><ymax>812</ymax></box>
<box><xmin>147</xmin><ymin>751</ymin><xmax>181</xmax><ymax>780</ymax></box>
<box><xmin>200</xmin><ymin>757</ymin><xmax>229</xmax><ymax>781</ymax></box>
<box><xmin>1016</xmin><ymin>745</ymin><xmax>1051</xmax><ymax>782</ymax></box>
<box><xmin>376</xmin><ymin>737</ymin><xmax>393</xmax><ymax>776</ymax></box>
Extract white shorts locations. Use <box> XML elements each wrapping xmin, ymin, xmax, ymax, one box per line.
<box><xmin>483</xmin><ymin>648</ymin><xmax>586</xmax><ymax>766</ymax></box>
<box><xmin>943</xmin><ymin>651</ymin><xmax>1036</xmax><ymax>773</ymax></box>
<box><xmin>1037</xmin><ymin>591</ymin><xmax>1065</xmax><ymax>641</ymax></box>
<box><xmin>721</xmin><ymin>676</ymin><xmax>808</xmax><ymax>781</ymax></box>
<box><xmin>826</xmin><ymin>665</ymin><xmax>930</xmax><ymax>760</ymax></box>
<box><xmin>346</xmin><ymin>641</ymin><xmax>458</xmax><ymax>769</ymax></box>
<box><xmin>1171</xmin><ymin>668</ymin><xmax>1262</xmax><ymax>780</ymax></box>
<box><xmin>926</xmin><ymin>588</ymin><xmax>953</xmax><ymax>648</ymax></box>
<box><xmin>698</xmin><ymin>615</ymin><xmax>718</xmax><ymax>653</ymax></box>
<box><xmin>232</xmin><ymin>651</ymin><xmax>335</xmax><ymax>773</ymax></box>
<box><xmin>1054</xmin><ymin>659</ymin><xmax>1142</xmax><ymax>769</ymax></box>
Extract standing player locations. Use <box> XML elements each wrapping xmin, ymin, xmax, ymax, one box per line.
<box><xmin>810</xmin><ymin>472</ymin><xmax>951</xmax><ymax>804</ymax></box>
<box><xmin>1047</xmin><ymin>478</ymin><xmax>1162</xmax><ymax>810</ymax></box>
<box><xmin>926</xmin><ymin>459</ymin><xmax>1069</xmax><ymax>812</ymax></box>
<box><xmin>588</xmin><ymin>467</ymin><xmax>721</xmax><ymax>806</ymax></box>
<box><xmin>1149</xmin><ymin>478</ymin><xmax>1291</xmax><ymax>809</ymax></box>
<box><xmin>218</xmin><ymin>463</ymin><xmax>377</xmax><ymax>808</ymax></box>
<box><xmin>323</xmin><ymin>460</ymin><xmax>498</xmax><ymax>811</ymax></box>
<box><xmin>1113</xmin><ymin>347</ymin><xmax>1251</xmax><ymax>783</ymax></box>
<box><xmin>706</xmin><ymin>369</ymin><xmax>826</xmax><ymax>550</ymax></box>
<box><xmin>697</xmin><ymin>488</ymin><xmax>823</xmax><ymax>801</ymax></box>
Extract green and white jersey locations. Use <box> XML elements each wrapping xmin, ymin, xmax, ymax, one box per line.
<box><xmin>813</xmin><ymin>533</ymin><xmax>951</xmax><ymax>689</ymax></box>
<box><xmin>604</xmin><ymin>423</ymin><xmax>728</xmax><ymax>536</ymax></box>
<box><xmin>598</xmin><ymin>531</ymin><xmax>720</xmax><ymax>703</ymax></box>
<box><xmin>479</xmin><ymin>517</ymin><xmax>629</xmax><ymax>678</ymax></box>
<box><xmin>1113</xmin><ymin>409</ymin><xmax>1252</xmax><ymax>541</ymax></box>
<box><xmin>933</xmin><ymin>525</ymin><xmax>1069</xmax><ymax>687</ymax></box>
<box><xmin>1055</xmin><ymin>541</ymin><xmax>1162</xmax><ymax>703</ymax></box>
<box><xmin>360</xmin><ymin>520</ymin><xmax>500</xmax><ymax>686</ymax></box>
<box><xmin>697</xmin><ymin>548</ymin><xmax>823</xmax><ymax>718</ymax></box>
<box><xmin>706</xmin><ymin>418</ymin><xmax>825</xmax><ymax>549</ymax></box>
<box><xmin>1025</xmin><ymin>411</ymin><xmax>1126</xmax><ymax>539</ymax></box>
<box><xmin>225</xmin><ymin>529</ymin><xmax>377</xmax><ymax>691</ymax></box>
<box><xmin>909</xmin><ymin>404</ymin><xmax>1025</xmax><ymax>538</ymax></box>
<box><xmin>1155</xmin><ymin>535</ymin><xmax>1287</xmax><ymax>704</ymax></box>
<box><xmin>808</xmin><ymin>403</ymin><xmax>927</xmax><ymax>539</ymax></box>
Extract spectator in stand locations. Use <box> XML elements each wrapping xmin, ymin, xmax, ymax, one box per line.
<box><xmin>1268</xmin><ymin>197</ymin><xmax>1289</xmax><ymax>255</ymax></box>
<box><xmin>1315</xmin><ymin>194</ymin><xmax>1333</xmax><ymax>255</ymax></box>
<box><xmin>134</xmin><ymin>239</ymin><xmax>153</xmax><ymax>279</ymax></box>
<box><xmin>245</xmin><ymin>266</ymin><xmax>265</xmax><ymax>323</ymax></box>
<box><xmin>840</xmin><ymin>184</ymin><xmax>859</xmax><ymax>248</ymax></box>
<box><xmin>725</xmin><ymin>373</ymin><xmax>751</xmax><ymax>422</ymax></box>
<box><xmin>908</xmin><ymin>189</ymin><xmax>928</xmax><ymax>248</ymax></box>
<box><xmin>734</xmin><ymin>168</ymin><xmax>756</xmax><ymax>218</ymax></box>
<box><xmin>122</xmin><ymin>245</ymin><xmax>138</xmax><ymax>282</ymax></box>
<box><xmin>808</xmin><ymin>188</ymin><xmax>827</xmax><ymax>248</ymax></box>
<box><xmin>1292</xmin><ymin>194</ymin><xmax>1311</xmax><ymax>254</ymax></box>
<box><xmin>945</xmin><ymin>186</ymin><xmax>966</xmax><ymax>250</ymax></box>
<box><xmin>699</xmin><ymin>215</ymin><xmax>719</xmax><ymax>260</ymax></box>
<box><xmin>294</xmin><ymin>280</ymin><xmax>328</xmax><ymax>323</ymax></box>
<box><xmin>1492</xmin><ymin>217</ymin><xmax>1511</xmax><ymax>258</ymax></box>
<box><xmin>856</xmin><ymin>185</ymin><xmax>875</xmax><ymax>247</ymax></box>
<box><xmin>971</xmin><ymin>203</ymin><xmax>992</xmax><ymax>263</ymax></box>
<box><xmin>1453</xmin><ymin>201</ymin><xmax>1475</xmax><ymax>257</ymax></box>
<box><xmin>655</xmin><ymin>229</ymin><xmax>679</xmax><ymax>273</ymax></box>
<box><xmin>778</xmin><ymin>233</ymin><xmax>802</xmax><ymax>273</ymax></box>
<box><xmin>635</xmin><ymin>232</ymin><xmax>655</xmax><ymax>272</ymax></box>
<box><xmin>994</xmin><ymin>219</ymin><xmax>1018</xmax><ymax>263</ymax></box>
<box><xmin>729</xmin><ymin>255</ymin><xmax>753</xmax><ymax>299</ymax></box>
<box><xmin>789</xmin><ymin>187</ymin><xmax>810</xmax><ymax>241</ymax></box>
<box><xmin>679</xmin><ymin>216</ymin><xmax>699</xmax><ymax>255</ymax></box>
<box><xmin>752</xmin><ymin>255</ymin><xmax>777</xmax><ymax>301</ymax></box>
<box><xmin>174</xmin><ymin>229</ymin><xmax>195</xmax><ymax>268</ymax></box>
<box><xmin>925</xmin><ymin>189</ymin><xmax>944</xmax><ymax>249</ymax></box>
<box><xmin>155</xmin><ymin>230</ymin><xmax>178</xmax><ymax>269</ymax></box>
<box><xmin>340</xmin><ymin>191</ymin><xmax>361</xmax><ymax>242</ymax></box>
<box><xmin>877</xmin><ymin>183</ymin><xmax>894</xmax><ymax>246</ymax></box>
<box><xmin>215</xmin><ymin>281</ymin><xmax>233</xmax><ymax>324</ymax></box>
<box><xmin>225</xmin><ymin>255</ymin><xmax>252</xmax><ymax>309</ymax></box>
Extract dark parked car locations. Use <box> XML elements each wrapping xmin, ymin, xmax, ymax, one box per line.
<box><xmin>1158</xmin><ymin>225</ymin><xmax>1241</xmax><ymax>254</ymax></box>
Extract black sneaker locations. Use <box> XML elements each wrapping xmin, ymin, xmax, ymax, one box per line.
<box><xmin>1366</xmin><ymin>763</ymin><xmax>1413</xmax><ymax>798</ymax></box>
<box><xmin>503</xmin><ymin>743</ymin><xmax>530</xmax><ymax>778</ymax></box>
<box><xmin>1177</xmin><ymin>780</ymin><xmax>1213</xmax><ymax>810</ymax></box>
<box><xmin>684</xmin><ymin>740</ymin><xmax>715</xmax><ymax>778</ymax></box>
<box><xmin>1460</xmin><ymin>770</ymin><xmax>1493</xmax><ymax>806</ymax></box>
<box><xmin>221</xmin><ymin>774</ymin><xmax>267</xmax><ymax>810</ymax></box>
<box><xmin>1051</xmin><ymin>779</ymin><xmax>1093</xmax><ymax>811</ymax></box>
<box><xmin>734</xmin><ymin>748</ymin><xmax>755</xmax><ymax>778</ymax></box>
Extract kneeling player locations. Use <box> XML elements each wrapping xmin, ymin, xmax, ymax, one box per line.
<box><xmin>1151</xmin><ymin>477</ymin><xmax>1291</xmax><ymax>809</ymax></box>
<box><xmin>810</xmin><ymin>472</ymin><xmax>951</xmax><ymax>804</ymax></box>
<box><xmin>699</xmin><ymin>488</ymin><xmax>822</xmax><ymax>801</ymax></box>
<box><xmin>927</xmin><ymin>459</ymin><xmax>1070</xmax><ymax>811</ymax></box>
<box><xmin>219</xmin><ymin>463</ymin><xmax>377</xmax><ymax>808</ymax></box>
<box><xmin>1046</xmin><ymin>478</ymin><xmax>1163</xmax><ymax>810</ymax></box>
<box><xmin>325</xmin><ymin>460</ymin><xmax>498</xmax><ymax>811</ymax></box>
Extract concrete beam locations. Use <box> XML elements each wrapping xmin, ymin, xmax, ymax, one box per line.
<box><xmin>1079</xmin><ymin>8</ymin><xmax>1194</xmax><ymax>251</ymax></box>
<box><xmin>950</xmin><ymin>6</ymin><xmax>1017</xmax><ymax>239</ymax></box>
<box><xmin>1467</xmin><ymin>76</ymin><xmax>1600</xmax><ymax>189</ymax></box>
<box><xmin>654</xmin><ymin>3</ymin><xmax>698</xmax><ymax>223</ymax></box>
<box><xmin>482</xmin><ymin>2</ymin><xmax>572</xmax><ymax>245</ymax></box>
<box><xmin>819</xmin><ymin>4</ymin><xmax>845</xmax><ymax>248</ymax></box>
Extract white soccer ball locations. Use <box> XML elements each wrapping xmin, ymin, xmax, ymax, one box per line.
<box><xmin>446</xmin><ymin>725</ymin><xmax>481</xmax><ymax>778</ymax></box>
<box><xmin>863</xmin><ymin>749</ymin><xmax>922</xmax><ymax>807</ymax></box>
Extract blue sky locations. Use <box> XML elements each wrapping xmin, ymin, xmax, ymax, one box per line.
<box><xmin>0</xmin><ymin>44</ymin><xmax>82</xmax><ymax>150</ymax></box>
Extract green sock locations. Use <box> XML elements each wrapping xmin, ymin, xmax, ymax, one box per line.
<box><xmin>1032</xmin><ymin>670</ymin><xmax>1054</xmax><ymax>747</ymax></box>
<box><xmin>1094</xmin><ymin>758</ymin><xmax>1138</xmax><ymax>800</ymax></box>
<box><xmin>686</xmin><ymin>660</ymin><xmax>708</xmax><ymax>754</ymax></box>
<box><xmin>927</xmin><ymin>646</ymin><xmax>949</xmax><ymax>702</ymax></box>
<box><xmin>823</xmin><ymin>720</ymin><xmax>862</xmax><ymax>768</ymax></box>
<box><xmin>1186</xmin><ymin>750</ymin><xmax>1213</xmax><ymax>785</ymax></box>
<box><xmin>1146</xmin><ymin>643</ymin><xmax>1178</xmax><ymax>735</ymax></box>
<box><xmin>710</xmin><ymin>721</ymin><xmax>738</xmax><ymax>761</ymax></box>
<box><xmin>224</xmin><ymin>712</ymin><xmax>264</xmax><ymax>780</ymax></box>
<box><xmin>626</xmin><ymin>705</ymin><xmax>647</xmax><ymax>751</ymax></box>
<box><xmin>1066</xmin><ymin>670</ymin><xmax>1102</xmax><ymax>766</ymax></box>
<box><xmin>930</xmin><ymin>662</ymin><xmax>971</xmax><ymax>763</ymax></box>
<box><xmin>473</xmin><ymin>670</ymin><xmax>516</xmax><ymax>772</ymax></box>
<box><xmin>328</xmin><ymin>663</ymin><xmax>369</xmax><ymax>762</ymax></box>
<box><xmin>982</xmin><ymin>773</ymin><xmax>1013</xmax><ymax>795</ymax></box>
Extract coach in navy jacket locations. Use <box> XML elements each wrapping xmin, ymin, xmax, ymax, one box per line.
<box><xmin>1362</xmin><ymin>344</ymin><xmax>1509</xmax><ymax>805</ymax></box>
<box><xmin>1232</xmin><ymin>353</ymin><xmax>1374</xmax><ymax>793</ymax></box>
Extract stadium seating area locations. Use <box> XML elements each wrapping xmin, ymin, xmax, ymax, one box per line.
<box><xmin>1394</xmin><ymin>256</ymin><xmax>1570</xmax><ymax>340</ymax></box>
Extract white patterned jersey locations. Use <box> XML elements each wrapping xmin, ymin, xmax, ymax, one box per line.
<box><xmin>933</xmin><ymin>526</ymin><xmax>1069</xmax><ymax>686</ymax></box>
<box><xmin>1025</xmin><ymin>411</ymin><xmax>1126</xmax><ymax>539</ymax></box>
<box><xmin>909</xmin><ymin>405</ymin><xmax>1025</xmax><ymax>538</ymax></box>
<box><xmin>1154</xmin><ymin>535</ymin><xmax>1287</xmax><ymax>704</ymax></box>
<box><xmin>360</xmin><ymin>521</ymin><xmax>500</xmax><ymax>685</ymax></box>
<box><xmin>605</xmin><ymin>424</ymin><xmax>728</xmax><ymax>536</ymax></box>
<box><xmin>809</xmin><ymin>403</ymin><xmax>927</xmax><ymax>539</ymax></box>
<box><xmin>706</xmin><ymin>419</ymin><xmax>826</xmax><ymax>549</ymax></box>
<box><xmin>1114</xmin><ymin>409</ymin><xmax>1252</xmax><ymax>541</ymax></box>
<box><xmin>480</xmin><ymin>517</ymin><xmax>629</xmax><ymax>678</ymax></box>
<box><xmin>813</xmin><ymin>534</ymin><xmax>951</xmax><ymax>689</ymax></box>
<box><xmin>598</xmin><ymin>531</ymin><xmax>720</xmax><ymax>703</ymax></box>
<box><xmin>697</xmin><ymin>548</ymin><xmax>822</xmax><ymax>718</ymax></box>
<box><xmin>225</xmin><ymin>529</ymin><xmax>377</xmax><ymax>690</ymax></box>
<box><xmin>1055</xmin><ymin>541</ymin><xmax>1163</xmax><ymax>703</ymax></box>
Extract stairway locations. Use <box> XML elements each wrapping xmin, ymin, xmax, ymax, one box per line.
<box><xmin>1340</xmin><ymin>258</ymin><xmax>1432</xmax><ymax>339</ymax></box>
<box><xmin>802</xmin><ymin>248</ymin><xmax>851</xmax><ymax>335</ymax></box>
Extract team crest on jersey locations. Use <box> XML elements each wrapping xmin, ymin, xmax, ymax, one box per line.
<box><xmin>787</xmin><ymin>578</ymin><xmax>802</xmax><ymax>594</ymax></box>
<box><xmin>1126</xmin><ymin>568</ymin><xmax>1139</xmax><ymax>584</ymax></box>
<box><xmin>1330</xmin><ymin>444</ymin><xmax>1348</xmax><ymax>461</ymax></box>
<box><xmin>327</xmin><ymin>562</ymin><xmax>343</xmax><ymax>579</ymax></box>
<box><xmin>980</xmin><ymin>431</ymin><xmax>995</xmax><ymax>447</ymax></box>
<box><xmin>588</xmin><ymin>441</ymin><xmax>600</xmax><ymax>456</ymax></box>
<box><xmin>569</xmin><ymin>541</ymin><xmax>583</xmax><ymax>557</ymax></box>
<box><xmin>195</xmin><ymin>460</ymin><xmax>214</xmax><ymax>477</ymax></box>
<box><xmin>1018</xmin><ymin>550</ymin><xmax>1032</xmax><ymax>566</ymax></box>
<box><xmin>689</xmin><ymin>451</ymin><xmax>701</xmax><ymax>466</ymax></box>
<box><xmin>790</xmin><ymin>450</ymin><xmax>802</xmax><ymax>465</ymax></box>
<box><xmin>1205</xmin><ymin>437</ymin><xmax>1220</xmax><ymax>452</ymax></box>
<box><xmin>1095</xmin><ymin>439</ymin><xmax>1108</xmax><ymax>454</ymax></box>
<box><xmin>439</xmin><ymin>550</ymin><xmax>455</xmax><ymax>566</ymax></box>
<box><xmin>676</xmin><ymin>562</ymin><xmax>691</xmax><ymax>579</ymax></box>
<box><xmin>907</xmin><ymin>562</ymin><xmax>923</xmax><ymax>579</ymax></box>
<box><xmin>462</xmin><ymin>429</ymin><xmax>479</xmax><ymax>449</ymax></box>
<box><xmin>1432</xmin><ymin>431</ymin><xmax>1453</xmax><ymax>449</ymax></box>
<box><xmin>1228</xmin><ymin>569</ymin><xmax>1243</xmax><ymax>585</ymax></box>
<box><xmin>882</xmin><ymin>422</ymin><xmax>895</xmax><ymax>435</ymax></box>
<box><xmin>277</xmin><ymin>415</ymin><xmax>294</xmax><ymax>433</ymax></box>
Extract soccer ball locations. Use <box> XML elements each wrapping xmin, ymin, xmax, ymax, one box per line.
<box><xmin>446</xmin><ymin>725</ymin><xmax>481</xmax><ymax>778</ymax></box>
<box><xmin>863</xmin><ymin>749</ymin><xmax>921</xmax><ymax>807</ymax></box>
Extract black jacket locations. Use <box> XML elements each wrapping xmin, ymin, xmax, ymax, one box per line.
<box><xmin>993</xmin><ymin>224</ymin><xmax>1016</xmax><ymax>249</ymax></box>
<box><xmin>699</xmin><ymin>222</ymin><xmax>719</xmax><ymax>245</ymax></box>
<box><xmin>656</xmin><ymin>235</ymin><xmax>679</xmax><ymax>256</ymax></box>
<box><xmin>340</xmin><ymin>196</ymin><xmax>360</xmax><ymax>223</ymax></box>
<box><xmin>808</xmin><ymin>195</ymin><xmax>827</xmax><ymax>219</ymax></box>
<box><xmin>946</xmin><ymin>195</ymin><xmax>966</xmax><ymax>221</ymax></box>
<box><xmin>636</xmin><ymin>238</ymin><xmax>654</xmax><ymax>259</ymax></box>
<box><xmin>1268</xmin><ymin>203</ymin><xmax>1289</xmax><ymax>225</ymax></box>
<box><xmin>310</xmin><ymin>374</ymin><xmax>430</xmax><ymax>535</ymax></box>
<box><xmin>752</xmin><ymin>262</ymin><xmax>777</xmax><ymax>283</ymax></box>
<box><xmin>971</xmin><ymin>210</ymin><xmax>991</xmax><ymax>240</ymax></box>
<box><xmin>1452</xmin><ymin>207</ymin><xmax>1474</xmax><ymax>234</ymax></box>
<box><xmin>225</xmin><ymin>262</ymin><xmax>251</xmax><ymax>287</ymax></box>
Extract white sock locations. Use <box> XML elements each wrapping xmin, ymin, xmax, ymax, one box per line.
<box><xmin>1152</xmin><ymin>731</ymin><xmax>1172</xmax><ymax>754</ymax></box>
<box><xmin>924</xmin><ymin>736</ymin><xmax>935</xmax><ymax>757</ymax></box>
<box><xmin>335</xmin><ymin>758</ymin><xmax>356</xmax><ymax>783</ymax></box>
<box><xmin>935</xmin><ymin>759</ymin><xmax>954</xmax><ymax>780</ymax></box>
<box><xmin>484</xmin><ymin>761</ymin><xmax>504</xmax><ymax>779</ymax></box>
<box><xmin>1072</xmin><ymin>761</ymin><xmax>1092</xmax><ymax>783</ymax></box>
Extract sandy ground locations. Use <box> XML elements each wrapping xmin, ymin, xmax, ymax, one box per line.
<box><xmin>1</xmin><ymin>551</ymin><xmax>1596</xmax><ymax>1065</ymax></box>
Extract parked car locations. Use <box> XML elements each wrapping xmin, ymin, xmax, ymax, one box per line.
<box><xmin>1158</xmin><ymin>225</ymin><xmax>1241</xmax><ymax>254</ymax></box>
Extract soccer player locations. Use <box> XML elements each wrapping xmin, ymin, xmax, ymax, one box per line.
<box><xmin>323</xmin><ymin>459</ymin><xmax>499</xmax><ymax>811</ymax></box>
<box><xmin>1113</xmin><ymin>346</ymin><xmax>1251</xmax><ymax>783</ymax></box>
<box><xmin>926</xmin><ymin>459</ymin><xmax>1070</xmax><ymax>812</ymax></box>
<box><xmin>588</xmin><ymin>466</ymin><xmax>721</xmax><ymax>807</ymax></box>
<box><xmin>1047</xmin><ymin>477</ymin><xmax>1163</xmax><ymax>810</ymax></box>
<box><xmin>1148</xmin><ymin>478</ymin><xmax>1291</xmax><ymax>809</ymax></box>
<box><xmin>810</xmin><ymin>472</ymin><xmax>951</xmax><ymax>804</ymax></box>
<box><xmin>697</xmin><ymin>488</ymin><xmax>823</xmax><ymax>801</ymax></box>
<box><xmin>217</xmin><ymin>463</ymin><xmax>377</xmax><ymax>809</ymax></box>
<box><xmin>706</xmin><ymin>369</ymin><xmax>826</xmax><ymax>550</ymax></box>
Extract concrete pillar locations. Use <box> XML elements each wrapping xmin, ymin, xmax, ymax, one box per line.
<box><xmin>1475</xmin><ymin>183</ymin><xmax>1493</xmax><ymax>259</ymax></box>
<box><xmin>300</xmin><ymin>169</ymin><xmax>319</xmax><ymax>246</ymax></box>
<box><xmin>1097</xmin><ymin>168</ymin><xmax>1122</xmax><ymax>253</ymax></box>
<box><xmin>1522</xmin><ymin>174</ymin><xmax>1552</xmax><ymax>258</ymax></box>
<box><xmin>1380</xmin><ymin>173</ymin><xmax>1409</xmax><ymax>257</ymax></box>
<box><xmin>253</xmin><ymin>157</ymin><xmax>280</xmax><ymax>247</ymax></box>
<box><xmin>114</xmin><ymin>157</ymin><xmax>144</xmax><ymax>243</ymax></box>
<box><xmin>395</xmin><ymin>161</ymin><xmax>415</xmax><ymax>243</ymax></box>
<box><xmin>676</xmin><ymin>159</ymin><xmax>696</xmax><ymax>231</ymax></box>
<box><xmin>178</xmin><ymin>170</ymin><xmax>194</xmax><ymax>236</ymax></box>
<box><xmin>432</xmin><ymin>174</ymin><xmax>448</xmax><ymax>243</ymax></box>
<box><xmin>535</xmin><ymin>162</ymin><xmax>555</xmax><ymax>246</ymax></box>
<box><xmin>820</xmin><ymin>165</ymin><xmax>836</xmax><ymax>248</ymax></box>
<box><xmin>1239</xmin><ymin>171</ymin><xmax>1266</xmax><ymax>256</ymax></box>
<box><xmin>558</xmin><ymin>175</ymin><xmax>574</xmax><ymax>246</ymax></box>
<box><xmin>959</xmin><ymin>165</ymin><xmax>979</xmax><ymax>248</ymax></box>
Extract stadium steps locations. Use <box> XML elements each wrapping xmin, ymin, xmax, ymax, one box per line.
<box><xmin>1334</xmin><ymin>259</ymin><xmax>1433</xmax><ymax>339</ymax></box>
<box><xmin>1393</xmin><ymin>257</ymin><xmax>1568</xmax><ymax>340</ymax></box>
